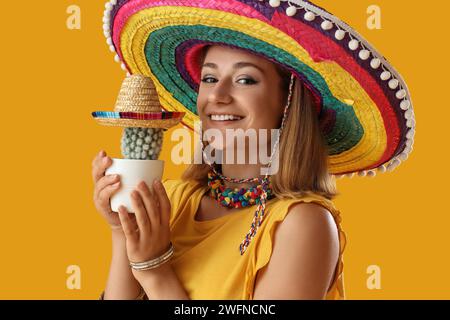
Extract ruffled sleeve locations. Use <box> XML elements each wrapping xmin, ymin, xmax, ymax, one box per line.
<box><xmin>245</xmin><ymin>193</ymin><xmax>347</xmax><ymax>300</ymax></box>
<box><xmin>162</xmin><ymin>179</ymin><xmax>202</xmax><ymax>227</ymax></box>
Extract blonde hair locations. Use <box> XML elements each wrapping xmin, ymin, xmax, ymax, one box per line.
<box><xmin>182</xmin><ymin>46</ymin><xmax>339</xmax><ymax>200</ymax></box>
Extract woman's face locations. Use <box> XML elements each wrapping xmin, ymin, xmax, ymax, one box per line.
<box><xmin>197</xmin><ymin>45</ymin><xmax>286</xmax><ymax>148</ymax></box>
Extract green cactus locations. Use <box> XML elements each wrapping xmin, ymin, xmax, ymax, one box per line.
<box><xmin>121</xmin><ymin>127</ymin><xmax>163</xmax><ymax>160</ymax></box>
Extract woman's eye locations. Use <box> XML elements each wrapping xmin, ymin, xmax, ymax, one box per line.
<box><xmin>237</xmin><ymin>78</ymin><xmax>257</xmax><ymax>85</ymax></box>
<box><xmin>201</xmin><ymin>76</ymin><xmax>217</xmax><ymax>83</ymax></box>
<box><xmin>200</xmin><ymin>76</ymin><xmax>257</xmax><ymax>85</ymax></box>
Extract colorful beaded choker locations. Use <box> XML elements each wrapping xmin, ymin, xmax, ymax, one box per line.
<box><xmin>207</xmin><ymin>170</ymin><xmax>275</xmax><ymax>209</ymax></box>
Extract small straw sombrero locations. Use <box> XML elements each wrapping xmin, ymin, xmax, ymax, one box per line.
<box><xmin>101</xmin><ymin>0</ymin><xmax>416</xmax><ymax>178</ymax></box>
<box><xmin>92</xmin><ymin>74</ymin><xmax>185</xmax><ymax>129</ymax></box>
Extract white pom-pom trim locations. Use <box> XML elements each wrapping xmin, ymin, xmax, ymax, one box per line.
<box><xmin>404</xmin><ymin>109</ymin><xmax>413</xmax><ymax>120</ymax></box>
<box><xmin>345</xmin><ymin>172</ymin><xmax>355</xmax><ymax>178</ymax></box>
<box><xmin>359</xmin><ymin>49</ymin><xmax>370</xmax><ymax>60</ymax></box>
<box><xmin>269</xmin><ymin>0</ymin><xmax>280</xmax><ymax>7</ymax></box>
<box><xmin>348</xmin><ymin>39</ymin><xmax>359</xmax><ymax>51</ymax></box>
<box><xmin>335</xmin><ymin>147</ymin><xmax>416</xmax><ymax>178</ymax></box>
<box><xmin>406</xmin><ymin>137</ymin><xmax>414</xmax><ymax>148</ymax></box>
<box><xmin>286</xmin><ymin>6</ymin><xmax>297</xmax><ymax>16</ymax></box>
<box><xmin>388</xmin><ymin>79</ymin><xmax>399</xmax><ymax>89</ymax></box>
<box><xmin>386</xmin><ymin>158</ymin><xmax>402</xmax><ymax>172</ymax></box>
<box><xmin>396</xmin><ymin>89</ymin><xmax>407</xmax><ymax>99</ymax></box>
<box><xmin>370</xmin><ymin>58</ymin><xmax>381</xmax><ymax>69</ymax></box>
<box><xmin>398</xmin><ymin>152</ymin><xmax>409</xmax><ymax>161</ymax></box>
<box><xmin>366</xmin><ymin>170</ymin><xmax>377</xmax><ymax>177</ymax></box>
<box><xmin>357</xmin><ymin>170</ymin><xmax>376</xmax><ymax>177</ymax></box>
<box><xmin>406</xmin><ymin>129</ymin><xmax>415</xmax><ymax>140</ymax></box>
<box><xmin>335</xmin><ymin>29</ymin><xmax>346</xmax><ymax>40</ymax></box>
<box><xmin>400</xmin><ymin>100</ymin><xmax>411</xmax><ymax>110</ymax></box>
<box><xmin>406</xmin><ymin>118</ymin><xmax>415</xmax><ymax>128</ymax></box>
<box><xmin>380</xmin><ymin>71</ymin><xmax>391</xmax><ymax>81</ymax></box>
<box><xmin>304</xmin><ymin>11</ymin><xmax>316</xmax><ymax>21</ymax></box>
<box><xmin>321</xmin><ymin>20</ymin><xmax>333</xmax><ymax>30</ymax></box>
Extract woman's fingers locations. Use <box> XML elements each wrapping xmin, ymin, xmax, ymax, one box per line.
<box><xmin>117</xmin><ymin>206</ymin><xmax>139</xmax><ymax>240</ymax></box>
<box><xmin>130</xmin><ymin>190</ymin><xmax>151</xmax><ymax>234</ymax></box>
<box><xmin>92</xmin><ymin>152</ymin><xmax>113</xmax><ymax>184</ymax></box>
<box><xmin>153</xmin><ymin>180</ymin><xmax>171</xmax><ymax>227</ymax></box>
<box><xmin>94</xmin><ymin>176</ymin><xmax>121</xmax><ymax>210</ymax></box>
<box><xmin>98</xmin><ymin>184</ymin><xmax>121</xmax><ymax>210</ymax></box>
<box><xmin>95</xmin><ymin>174</ymin><xmax>120</xmax><ymax>197</ymax></box>
<box><xmin>92</xmin><ymin>150</ymin><xmax>105</xmax><ymax>183</ymax></box>
<box><xmin>91</xmin><ymin>150</ymin><xmax>104</xmax><ymax>169</ymax></box>
<box><xmin>137</xmin><ymin>181</ymin><xmax>161</xmax><ymax>228</ymax></box>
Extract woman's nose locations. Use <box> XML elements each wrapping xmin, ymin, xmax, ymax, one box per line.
<box><xmin>207</xmin><ymin>80</ymin><xmax>232</xmax><ymax>104</ymax></box>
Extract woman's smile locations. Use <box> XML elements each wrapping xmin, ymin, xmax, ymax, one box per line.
<box><xmin>206</xmin><ymin>113</ymin><xmax>246</xmax><ymax>127</ymax></box>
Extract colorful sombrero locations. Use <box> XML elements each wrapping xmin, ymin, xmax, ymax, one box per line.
<box><xmin>92</xmin><ymin>74</ymin><xmax>184</xmax><ymax>129</ymax></box>
<box><xmin>101</xmin><ymin>0</ymin><xmax>415</xmax><ymax>178</ymax></box>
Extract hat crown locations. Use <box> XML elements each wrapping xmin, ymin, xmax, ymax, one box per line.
<box><xmin>114</xmin><ymin>74</ymin><xmax>161</xmax><ymax>113</ymax></box>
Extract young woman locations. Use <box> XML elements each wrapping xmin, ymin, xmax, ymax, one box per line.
<box><xmin>93</xmin><ymin>0</ymin><xmax>414</xmax><ymax>300</ymax></box>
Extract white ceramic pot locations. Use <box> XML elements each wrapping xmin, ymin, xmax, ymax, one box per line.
<box><xmin>105</xmin><ymin>158</ymin><xmax>164</xmax><ymax>213</ymax></box>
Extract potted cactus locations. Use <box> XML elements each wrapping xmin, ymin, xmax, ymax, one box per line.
<box><xmin>92</xmin><ymin>74</ymin><xmax>184</xmax><ymax>212</ymax></box>
<box><xmin>121</xmin><ymin>127</ymin><xmax>163</xmax><ymax>160</ymax></box>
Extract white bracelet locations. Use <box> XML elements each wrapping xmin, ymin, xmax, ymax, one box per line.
<box><xmin>129</xmin><ymin>242</ymin><xmax>174</xmax><ymax>271</ymax></box>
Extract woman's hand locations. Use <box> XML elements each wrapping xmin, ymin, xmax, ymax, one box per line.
<box><xmin>92</xmin><ymin>150</ymin><xmax>134</xmax><ymax>230</ymax></box>
<box><xmin>117</xmin><ymin>179</ymin><xmax>172</xmax><ymax>276</ymax></box>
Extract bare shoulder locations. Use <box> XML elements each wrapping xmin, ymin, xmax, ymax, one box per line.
<box><xmin>285</xmin><ymin>202</ymin><xmax>340</xmax><ymax>241</ymax></box>
<box><xmin>253</xmin><ymin>202</ymin><xmax>340</xmax><ymax>300</ymax></box>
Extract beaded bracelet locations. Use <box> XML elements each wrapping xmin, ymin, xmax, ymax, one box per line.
<box><xmin>129</xmin><ymin>242</ymin><xmax>174</xmax><ymax>271</ymax></box>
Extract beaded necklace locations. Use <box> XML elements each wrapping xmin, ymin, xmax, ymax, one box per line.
<box><xmin>207</xmin><ymin>170</ymin><xmax>275</xmax><ymax>209</ymax></box>
<box><xmin>201</xmin><ymin>73</ymin><xmax>296</xmax><ymax>255</ymax></box>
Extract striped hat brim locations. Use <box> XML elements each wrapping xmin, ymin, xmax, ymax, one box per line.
<box><xmin>102</xmin><ymin>0</ymin><xmax>415</xmax><ymax>177</ymax></box>
<box><xmin>92</xmin><ymin>111</ymin><xmax>185</xmax><ymax>128</ymax></box>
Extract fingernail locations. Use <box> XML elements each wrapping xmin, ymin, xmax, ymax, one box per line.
<box><xmin>153</xmin><ymin>179</ymin><xmax>161</xmax><ymax>187</ymax></box>
<box><xmin>103</xmin><ymin>157</ymin><xmax>109</xmax><ymax>163</ymax></box>
<box><xmin>112</xmin><ymin>182</ymin><xmax>120</xmax><ymax>187</ymax></box>
<box><xmin>99</xmin><ymin>150</ymin><xmax>105</xmax><ymax>157</ymax></box>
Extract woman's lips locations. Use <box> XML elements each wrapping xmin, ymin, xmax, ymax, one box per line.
<box><xmin>206</xmin><ymin>116</ymin><xmax>245</xmax><ymax>126</ymax></box>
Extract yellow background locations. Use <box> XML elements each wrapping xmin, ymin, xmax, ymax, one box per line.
<box><xmin>0</xmin><ymin>0</ymin><xmax>447</xmax><ymax>299</ymax></box>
